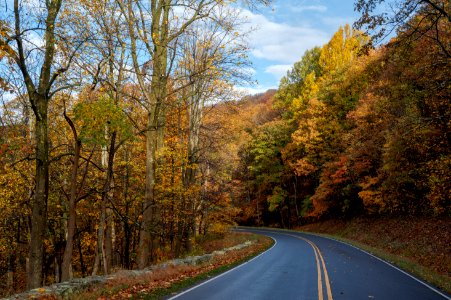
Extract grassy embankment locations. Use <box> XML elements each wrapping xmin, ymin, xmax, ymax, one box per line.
<box><xmin>297</xmin><ymin>216</ymin><xmax>451</xmax><ymax>294</ymax></box>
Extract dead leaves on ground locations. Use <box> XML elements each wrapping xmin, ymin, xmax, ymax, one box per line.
<box><xmin>83</xmin><ymin>236</ymin><xmax>271</xmax><ymax>300</ymax></box>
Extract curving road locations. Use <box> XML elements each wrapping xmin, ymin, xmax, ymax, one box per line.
<box><xmin>167</xmin><ymin>228</ymin><xmax>450</xmax><ymax>300</ymax></box>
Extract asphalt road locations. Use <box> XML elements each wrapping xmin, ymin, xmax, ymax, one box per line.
<box><xmin>167</xmin><ymin>228</ymin><xmax>450</xmax><ymax>300</ymax></box>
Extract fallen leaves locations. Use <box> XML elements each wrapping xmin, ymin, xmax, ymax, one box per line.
<box><xmin>76</xmin><ymin>234</ymin><xmax>272</xmax><ymax>300</ymax></box>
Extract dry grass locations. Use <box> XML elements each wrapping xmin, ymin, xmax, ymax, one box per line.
<box><xmin>196</xmin><ymin>232</ymin><xmax>257</xmax><ymax>253</ymax></box>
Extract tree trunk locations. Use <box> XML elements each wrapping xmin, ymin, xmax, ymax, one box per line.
<box><xmin>61</xmin><ymin>116</ymin><xmax>81</xmax><ymax>282</ymax></box>
<box><xmin>293</xmin><ymin>178</ymin><xmax>299</xmax><ymax>221</ymax></box>
<box><xmin>92</xmin><ymin>199</ymin><xmax>106</xmax><ymax>275</ymax></box>
<box><xmin>92</xmin><ymin>248</ymin><xmax>100</xmax><ymax>275</ymax></box>
<box><xmin>27</xmin><ymin>97</ymin><xmax>49</xmax><ymax>289</ymax></box>
<box><xmin>137</xmin><ymin>4</ymin><xmax>169</xmax><ymax>265</ymax></box>
<box><xmin>104</xmin><ymin>144</ymin><xmax>116</xmax><ymax>266</ymax></box>
<box><xmin>105</xmin><ymin>207</ymin><xmax>113</xmax><ymax>273</ymax></box>
<box><xmin>174</xmin><ymin>191</ymin><xmax>185</xmax><ymax>257</ymax></box>
<box><xmin>93</xmin><ymin>130</ymin><xmax>117</xmax><ymax>275</ymax></box>
<box><xmin>124</xmin><ymin>0</ymin><xmax>170</xmax><ymax>268</ymax></box>
<box><xmin>181</xmin><ymin>92</ymin><xmax>203</xmax><ymax>253</ymax></box>
<box><xmin>77</xmin><ymin>236</ymin><xmax>86</xmax><ymax>276</ymax></box>
<box><xmin>7</xmin><ymin>252</ymin><xmax>15</xmax><ymax>294</ymax></box>
<box><xmin>138</xmin><ymin>126</ymin><xmax>158</xmax><ymax>268</ymax></box>
<box><xmin>123</xmin><ymin>213</ymin><xmax>131</xmax><ymax>269</ymax></box>
<box><xmin>122</xmin><ymin>146</ymin><xmax>131</xmax><ymax>269</ymax></box>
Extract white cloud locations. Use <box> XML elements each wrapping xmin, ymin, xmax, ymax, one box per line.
<box><xmin>243</xmin><ymin>67</ymin><xmax>257</xmax><ymax>76</ymax></box>
<box><xmin>242</xmin><ymin>9</ymin><xmax>329</xmax><ymax>63</ymax></box>
<box><xmin>235</xmin><ymin>85</ymin><xmax>277</xmax><ymax>96</ymax></box>
<box><xmin>292</xmin><ymin>5</ymin><xmax>327</xmax><ymax>13</ymax></box>
<box><xmin>265</xmin><ymin>64</ymin><xmax>291</xmax><ymax>79</ymax></box>
<box><xmin>25</xmin><ymin>32</ymin><xmax>45</xmax><ymax>48</ymax></box>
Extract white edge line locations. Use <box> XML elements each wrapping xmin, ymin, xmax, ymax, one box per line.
<box><xmin>167</xmin><ymin>236</ymin><xmax>277</xmax><ymax>300</ymax></box>
<box><xmin>239</xmin><ymin>227</ymin><xmax>450</xmax><ymax>300</ymax></box>
<box><xmin>298</xmin><ymin>231</ymin><xmax>451</xmax><ymax>300</ymax></box>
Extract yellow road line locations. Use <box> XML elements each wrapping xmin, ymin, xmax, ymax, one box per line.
<box><xmin>311</xmin><ymin>240</ymin><xmax>324</xmax><ymax>300</ymax></box>
<box><xmin>312</xmin><ymin>241</ymin><xmax>333</xmax><ymax>300</ymax></box>
<box><xmin>283</xmin><ymin>233</ymin><xmax>334</xmax><ymax>300</ymax></box>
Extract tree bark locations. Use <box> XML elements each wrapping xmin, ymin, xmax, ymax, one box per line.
<box><xmin>7</xmin><ymin>249</ymin><xmax>15</xmax><ymax>294</ymax></box>
<box><xmin>122</xmin><ymin>146</ymin><xmax>131</xmax><ymax>269</ymax></box>
<box><xmin>104</xmin><ymin>207</ymin><xmax>114</xmax><ymax>273</ymax></box>
<box><xmin>28</xmin><ymin>97</ymin><xmax>49</xmax><ymax>289</ymax></box>
<box><xmin>61</xmin><ymin>113</ymin><xmax>81</xmax><ymax>282</ymax></box>
<box><xmin>138</xmin><ymin>126</ymin><xmax>159</xmax><ymax>268</ymax></box>
<box><xmin>137</xmin><ymin>0</ymin><xmax>170</xmax><ymax>268</ymax></box>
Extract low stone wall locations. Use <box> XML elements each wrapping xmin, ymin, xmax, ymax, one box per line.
<box><xmin>5</xmin><ymin>240</ymin><xmax>253</xmax><ymax>300</ymax></box>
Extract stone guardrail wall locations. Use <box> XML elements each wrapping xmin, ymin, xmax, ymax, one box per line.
<box><xmin>5</xmin><ymin>240</ymin><xmax>253</xmax><ymax>300</ymax></box>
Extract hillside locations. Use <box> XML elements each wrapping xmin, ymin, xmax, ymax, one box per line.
<box><xmin>227</xmin><ymin>25</ymin><xmax>450</xmax><ymax>228</ymax></box>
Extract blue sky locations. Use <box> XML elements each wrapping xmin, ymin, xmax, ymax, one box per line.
<box><xmin>238</xmin><ymin>0</ymin><xmax>359</xmax><ymax>95</ymax></box>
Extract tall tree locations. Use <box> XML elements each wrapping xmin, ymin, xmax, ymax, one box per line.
<box><xmin>60</xmin><ymin>100</ymin><xmax>82</xmax><ymax>282</ymax></box>
<box><xmin>175</xmin><ymin>5</ymin><xmax>251</xmax><ymax>252</ymax></box>
<box><xmin>118</xmin><ymin>0</ymin><xmax>184</xmax><ymax>268</ymax></box>
<box><xmin>0</xmin><ymin>0</ymin><xmax>78</xmax><ymax>288</ymax></box>
<box><xmin>119</xmin><ymin>0</ymin><xmax>268</xmax><ymax>268</ymax></box>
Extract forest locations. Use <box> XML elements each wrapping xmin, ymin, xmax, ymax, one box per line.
<box><xmin>233</xmin><ymin>20</ymin><xmax>450</xmax><ymax>226</ymax></box>
<box><xmin>0</xmin><ymin>0</ymin><xmax>449</xmax><ymax>296</ymax></box>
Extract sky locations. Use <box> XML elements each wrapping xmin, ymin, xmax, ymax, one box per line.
<box><xmin>0</xmin><ymin>0</ymin><xmax>360</xmax><ymax>101</ymax></box>
<box><xmin>238</xmin><ymin>0</ymin><xmax>360</xmax><ymax>95</ymax></box>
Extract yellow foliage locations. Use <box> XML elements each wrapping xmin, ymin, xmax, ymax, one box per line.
<box><xmin>358</xmin><ymin>176</ymin><xmax>384</xmax><ymax>213</ymax></box>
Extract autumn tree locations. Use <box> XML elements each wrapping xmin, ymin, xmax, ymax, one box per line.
<box><xmin>76</xmin><ymin>0</ymin><xmax>133</xmax><ymax>277</ymax></box>
<box><xmin>173</xmin><ymin>4</ymin><xmax>252</xmax><ymax>253</ymax></box>
<box><xmin>118</xmin><ymin>0</ymin><xmax>269</xmax><ymax>267</ymax></box>
<box><xmin>0</xmin><ymin>0</ymin><xmax>92</xmax><ymax>288</ymax></box>
<box><xmin>0</xmin><ymin>96</ymin><xmax>34</xmax><ymax>292</ymax></box>
<box><xmin>117</xmin><ymin>0</ymin><xmax>202</xmax><ymax>268</ymax></box>
<box><xmin>0</xmin><ymin>0</ymin><xmax>269</xmax><ymax>294</ymax></box>
<box><xmin>273</xmin><ymin>47</ymin><xmax>321</xmax><ymax>121</ymax></box>
<box><xmin>354</xmin><ymin>0</ymin><xmax>450</xmax><ymax>56</ymax></box>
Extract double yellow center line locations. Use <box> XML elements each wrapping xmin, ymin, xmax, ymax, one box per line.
<box><xmin>282</xmin><ymin>233</ymin><xmax>334</xmax><ymax>300</ymax></box>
